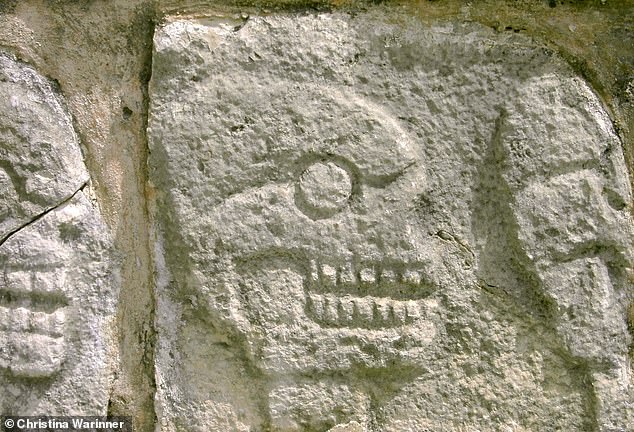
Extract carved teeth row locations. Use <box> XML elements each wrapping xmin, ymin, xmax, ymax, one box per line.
<box><xmin>306</xmin><ymin>293</ymin><xmax>428</xmax><ymax>328</ymax></box>
<box><xmin>309</xmin><ymin>260</ymin><xmax>428</xmax><ymax>286</ymax></box>
<box><xmin>0</xmin><ymin>307</ymin><xmax>65</xmax><ymax>337</ymax></box>
<box><xmin>3</xmin><ymin>270</ymin><xmax>67</xmax><ymax>296</ymax></box>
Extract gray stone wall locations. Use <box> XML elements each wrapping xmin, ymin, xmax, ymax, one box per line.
<box><xmin>0</xmin><ymin>1</ymin><xmax>633</xmax><ymax>431</ymax></box>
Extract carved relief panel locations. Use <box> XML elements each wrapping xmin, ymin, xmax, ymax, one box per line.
<box><xmin>148</xmin><ymin>12</ymin><xmax>633</xmax><ymax>431</ymax></box>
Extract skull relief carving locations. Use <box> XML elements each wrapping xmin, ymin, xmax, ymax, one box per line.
<box><xmin>149</xmin><ymin>14</ymin><xmax>633</xmax><ymax>432</ymax></box>
<box><xmin>0</xmin><ymin>53</ymin><xmax>117</xmax><ymax>414</ymax></box>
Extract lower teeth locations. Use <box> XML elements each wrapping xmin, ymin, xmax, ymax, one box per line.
<box><xmin>306</xmin><ymin>293</ymin><xmax>424</xmax><ymax>328</ymax></box>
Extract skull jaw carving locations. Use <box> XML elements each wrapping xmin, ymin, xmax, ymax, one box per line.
<box><xmin>0</xmin><ymin>267</ymin><xmax>69</xmax><ymax>379</ymax></box>
<box><xmin>234</xmin><ymin>268</ymin><xmax>440</xmax><ymax>374</ymax></box>
<box><xmin>208</xmin><ymin>163</ymin><xmax>472</xmax><ymax>377</ymax></box>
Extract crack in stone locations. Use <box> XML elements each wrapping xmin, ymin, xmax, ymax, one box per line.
<box><xmin>0</xmin><ymin>181</ymin><xmax>88</xmax><ymax>249</ymax></box>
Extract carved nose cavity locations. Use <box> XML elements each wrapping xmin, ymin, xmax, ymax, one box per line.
<box><xmin>296</xmin><ymin>161</ymin><xmax>353</xmax><ymax>219</ymax></box>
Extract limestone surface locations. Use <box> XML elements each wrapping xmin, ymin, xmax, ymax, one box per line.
<box><xmin>0</xmin><ymin>53</ymin><xmax>88</xmax><ymax>242</ymax></box>
<box><xmin>148</xmin><ymin>10</ymin><xmax>634</xmax><ymax>431</ymax></box>
<box><xmin>0</xmin><ymin>54</ymin><xmax>118</xmax><ymax>415</ymax></box>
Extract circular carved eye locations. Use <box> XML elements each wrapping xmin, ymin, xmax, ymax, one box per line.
<box><xmin>296</xmin><ymin>161</ymin><xmax>352</xmax><ymax>219</ymax></box>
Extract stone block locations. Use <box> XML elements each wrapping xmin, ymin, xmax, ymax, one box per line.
<box><xmin>148</xmin><ymin>11</ymin><xmax>633</xmax><ymax>431</ymax></box>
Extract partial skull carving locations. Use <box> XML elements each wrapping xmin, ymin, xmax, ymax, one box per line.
<box><xmin>0</xmin><ymin>53</ymin><xmax>117</xmax><ymax>414</ymax></box>
<box><xmin>1</xmin><ymin>262</ymin><xmax>69</xmax><ymax>378</ymax></box>
<box><xmin>0</xmin><ymin>54</ymin><xmax>88</xmax><ymax>241</ymax></box>
<box><xmin>149</xmin><ymin>13</ymin><xmax>633</xmax><ymax>431</ymax></box>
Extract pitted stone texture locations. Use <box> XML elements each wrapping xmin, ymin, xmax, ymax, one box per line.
<box><xmin>149</xmin><ymin>11</ymin><xmax>634</xmax><ymax>431</ymax></box>
<box><xmin>0</xmin><ymin>55</ymin><xmax>117</xmax><ymax>415</ymax></box>
<box><xmin>0</xmin><ymin>53</ymin><xmax>88</xmax><ymax>241</ymax></box>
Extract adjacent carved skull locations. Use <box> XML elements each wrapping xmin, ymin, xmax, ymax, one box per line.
<box><xmin>0</xmin><ymin>53</ymin><xmax>117</xmax><ymax>414</ymax></box>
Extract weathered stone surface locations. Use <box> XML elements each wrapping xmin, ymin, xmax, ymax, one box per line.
<box><xmin>0</xmin><ymin>55</ymin><xmax>118</xmax><ymax>414</ymax></box>
<box><xmin>0</xmin><ymin>53</ymin><xmax>88</xmax><ymax>242</ymax></box>
<box><xmin>148</xmin><ymin>11</ymin><xmax>633</xmax><ymax>431</ymax></box>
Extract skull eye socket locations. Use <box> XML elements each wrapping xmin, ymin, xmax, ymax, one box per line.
<box><xmin>295</xmin><ymin>161</ymin><xmax>353</xmax><ymax>219</ymax></box>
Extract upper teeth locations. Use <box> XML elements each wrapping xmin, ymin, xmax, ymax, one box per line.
<box><xmin>402</xmin><ymin>270</ymin><xmax>421</xmax><ymax>285</ymax></box>
<box><xmin>359</xmin><ymin>267</ymin><xmax>376</xmax><ymax>284</ymax></box>
<box><xmin>307</xmin><ymin>259</ymin><xmax>433</xmax><ymax>291</ymax></box>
